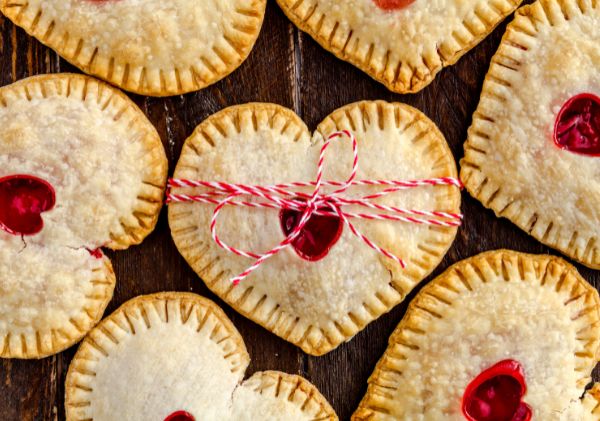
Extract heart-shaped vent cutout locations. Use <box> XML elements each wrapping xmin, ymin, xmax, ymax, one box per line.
<box><xmin>554</xmin><ymin>93</ymin><xmax>600</xmax><ymax>156</ymax></box>
<box><xmin>462</xmin><ymin>359</ymin><xmax>532</xmax><ymax>421</ymax></box>
<box><xmin>280</xmin><ymin>199</ymin><xmax>344</xmax><ymax>261</ymax></box>
<box><xmin>0</xmin><ymin>174</ymin><xmax>56</xmax><ymax>236</ymax></box>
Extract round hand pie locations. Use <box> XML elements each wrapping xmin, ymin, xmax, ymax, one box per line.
<box><xmin>169</xmin><ymin>101</ymin><xmax>462</xmax><ymax>355</ymax></box>
<box><xmin>354</xmin><ymin>250</ymin><xmax>600</xmax><ymax>420</ymax></box>
<box><xmin>0</xmin><ymin>0</ymin><xmax>267</xmax><ymax>96</ymax></box>
<box><xmin>65</xmin><ymin>292</ymin><xmax>337</xmax><ymax>421</ymax></box>
<box><xmin>276</xmin><ymin>0</ymin><xmax>523</xmax><ymax>93</ymax></box>
<box><xmin>0</xmin><ymin>74</ymin><xmax>167</xmax><ymax>358</ymax></box>
<box><xmin>461</xmin><ymin>0</ymin><xmax>600</xmax><ymax>268</ymax></box>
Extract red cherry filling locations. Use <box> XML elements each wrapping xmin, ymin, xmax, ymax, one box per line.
<box><xmin>554</xmin><ymin>93</ymin><xmax>600</xmax><ymax>156</ymax></box>
<box><xmin>0</xmin><ymin>174</ymin><xmax>56</xmax><ymax>236</ymax></box>
<box><xmin>462</xmin><ymin>360</ymin><xmax>532</xmax><ymax>421</ymax></box>
<box><xmin>279</xmin><ymin>199</ymin><xmax>343</xmax><ymax>261</ymax></box>
<box><xmin>87</xmin><ymin>248</ymin><xmax>104</xmax><ymax>259</ymax></box>
<box><xmin>373</xmin><ymin>0</ymin><xmax>416</xmax><ymax>10</ymax></box>
<box><xmin>164</xmin><ymin>411</ymin><xmax>195</xmax><ymax>421</ymax></box>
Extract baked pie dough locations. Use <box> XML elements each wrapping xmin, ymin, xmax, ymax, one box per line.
<box><xmin>354</xmin><ymin>250</ymin><xmax>600</xmax><ymax>420</ymax></box>
<box><xmin>169</xmin><ymin>101</ymin><xmax>461</xmax><ymax>355</ymax></box>
<box><xmin>276</xmin><ymin>0</ymin><xmax>523</xmax><ymax>93</ymax></box>
<box><xmin>461</xmin><ymin>0</ymin><xmax>600</xmax><ymax>268</ymax></box>
<box><xmin>0</xmin><ymin>74</ymin><xmax>167</xmax><ymax>358</ymax></box>
<box><xmin>65</xmin><ymin>292</ymin><xmax>337</xmax><ymax>421</ymax></box>
<box><xmin>0</xmin><ymin>0</ymin><xmax>267</xmax><ymax>96</ymax></box>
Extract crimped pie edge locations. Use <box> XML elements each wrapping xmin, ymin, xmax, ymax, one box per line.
<box><xmin>460</xmin><ymin>0</ymin><xmax>600</xmax><ymax>269</ymax></box>
<box><xmin>0</xmin><ymin>1</ymin><xmax>267</xmax><ymax>96</ymax></box>
<box><xmin>0</xmin><ymin>73</ymin><xmax>167</xmax><ymax>250</ymax></box>
<box><xmin>65</xmin><ymin>292</ymin><xmax>251</xmax><ymax>421</ymax></box>
<box><xmin>275</xmin><ymin>0</ymin><xmax>522</xmax><ymax>93</ymax></box>
<box><xmin>168</xmin><ymin>101</ymin><xmax>460</xmax><ymax>356</ymax></box>
<box><xmin>1</xmin><ymin>256</ymin><xmax>115</xmax><ymax>359</ymax></box>
<box><xmin>65</xmin><ymin>292</ymin><xmax>337</xmax><ymax>421</ymax></box>
<box><xmin>237</xmin><ymin>370</ymin><xmax>338</xmax><ymax>420</ymax></box>
<box><xmin>352</xmin><ymin>249</ymin><xmax>600</xmax><ymax>420</ymax></box>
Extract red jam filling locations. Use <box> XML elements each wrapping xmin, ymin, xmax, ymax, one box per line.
<box><xmin>373</xmin><ymin>0</ymin><xmax>416</xmax><ymax>10</ymax></box>
<box><xmin>462</xmin><ymin>360</ymin><xmax>532</xmax><ymax>421</ymax></box>
<box><xmin>0</xmin><ymin>174</ymin><xmax>56</xmax><ymax>236</ymax></box>
<box><xmin>554</xmin><ymin>93</ymin><xmax>600</xmax><ymax>156</ymax></box>
<box><xmin>87</xmin><ymin>248</ymin><xmax>104</xmax><ymax>259</ymax></box>
<box><xmin>164</xmin><ymin>411</ymin><xmax>195</xmax><ymax>421</ymax></box>
<box><xmin>280</xmin><ymin>199</ymin><xmax>343</xmax><ymax>261</ymax></box>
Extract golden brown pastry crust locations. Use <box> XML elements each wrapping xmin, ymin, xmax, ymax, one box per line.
<box><xmin>276</xmin><ymin>0</ymin><xmax>522</xmax><ymax>93</ymax></box>
<box><xmin>0</xmin><ymin>74</ymin><xmax>166</xmax><ymax>358</ymax></box>
<box><xmin>353</xmin><ymin>250</ymin><xmax>600</xmax><ymax>420</ymax></box>
<box><xmin>0</xmin><ymin>1</ymin><xmax>267</xmax><ymax>96</ymax></box>
<box><xmin>169</xmin><ymin>101</ymin><xmax>460</xmax><ymax>355</ymax></box>
<box><xmin>461</xmin><ymin>0</ymin><xmax>600</xmax><ymax>269</ymax></box>
<box><xmin>65</xmin><ymin>292</ymin><xmax>337</xmax><ymax>420</ymax></box>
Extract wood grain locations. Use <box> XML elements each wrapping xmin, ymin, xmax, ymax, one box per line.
<box><xmin>0</xmin><ymin>2</ymin><xmax>598</xmax><ymax>420</ymax></box>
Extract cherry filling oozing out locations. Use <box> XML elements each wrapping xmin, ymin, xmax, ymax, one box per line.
<box><xmin>554</xmin><ymin>93</ymin><xmax>600</xmax><ymax>156</ymax></box>
<box><xmin>0</xmin><ymin>174</ymin><xmax>56</xmax><ymax>236</ymax></box>
<box><xmin>372</xmin><ymin>0</ymin><xmax>416</xmax><ymax>10</ymax></box>
<box><xmin>280</xmin><ymin>199</ymin><xmax>344</xmax><ymax>261</ymax></box>
<box><xmin>164</xmin><ymin>411</ymin><xmax>195</xmax><ymax>421</ymax></box>
<box><xmin>462</xmin><ymin>360</ymin><xmax>532</xmax><ymax>421</ymax></box>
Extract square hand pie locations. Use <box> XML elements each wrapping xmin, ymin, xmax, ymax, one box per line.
<box><xmin>0</xmin><ymin>0</ymin><xmax>267</xmax><ymax>96</ymax></box>
<box><xmin>0</xmin><ymin>74</ymin><xmax>167</xmax><ymax>358</ymax></box>
<box><xmin>65</xmin><ymin>292</ymin><xmax>337</xmax><ymax>421</ymax></box>
<box><xmin>354</xmin><ymin>250</ymin><xmax>600</xmax><ymax>420</ymax></box>
<box><xmin>169</xmin><ymin>101</ymin><xmax>461</xmax><ymax>355</ymax></box>
<box><xmin>277</xmin><ymin>0</ymin><xmax>523</xmax><ymax>93</ymax></box>
<box><xmin>461</xmin><ymin>0</ymin><xmax>600</xmax><ymax>268</ymax></box>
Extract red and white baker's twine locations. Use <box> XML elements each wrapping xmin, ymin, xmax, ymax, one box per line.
<box><xmin>167</xmin><ymin>130</ymin><xmax>463</xmax><ymax>285</ymax></box>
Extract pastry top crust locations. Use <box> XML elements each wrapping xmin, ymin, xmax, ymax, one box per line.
<box><xmin>276</xmin><ymin>0</ymin><xmax>522</xmax><ymax>93</ymax></box>
<box><xmin>461</xmin><ymin>0</ymin><xmax>600</xmax><ymax>268</ymax></box>
<box><xmin>0</xmin><ymin>0</ymin><xmax>267</xmax><ymax>96</ymax></box>
<box><xmin>65</xmin><ymin>292</ymin><xmax>337</xmax><ymax>421</ymax></box>
<box><xmin>169</xmin><ymin>101</ymin><xmax>460</xmax><ymax>355</ymax></box>
<box><xmin>0</xmin><ymin>74</ymin><xmax>167</xmax><ymax>249</ymax></box>
<box><xmin>353</xmin><ymin>250</ymin><xmax>600</xmax><ymax>420</ymax></box>
<box><xmin>0</xmin><ymin>74</ymin><xmax>166</xmax><ymax>358</ymax></box>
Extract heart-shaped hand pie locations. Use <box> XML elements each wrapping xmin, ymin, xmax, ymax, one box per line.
<box><xmin>353</xmin><ymin>250</ymin><xmax>600</xmax><ymax>420</ymax></box>
<box><xmin>0</xmin><ymin>74</ymin><xmax>167</xmax><ymax>358</ymax></box>
<box><xmin>0</xmin><ymin>174</ymin><xmax>56</xmax><ymax>236</ymax></box>
<box><xmin>276</xmin><ymin>0</ymin><xmax>523</xmax><ymax>93</ymax></box>
<box><xmin>0</xmin><ymin>0</ymin><xmax>266</xmax><ymax>96</ymax></box>
<box><xmin>462</xmin><ymin>0</ymin><xmax>600</xmax><ymax>269</ymax></box>
<box><xmin>169</xmin><ymin>101</ymin><xmax>461</xmax><ymax>355</ymax></box>
<box><xmin>65</xmin><ymin>292</ymin><xmax>337</xmax><ymax>421</ymax></box>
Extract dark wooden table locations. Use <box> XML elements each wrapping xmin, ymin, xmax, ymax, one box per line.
<box><xmin>1</xmin><ymin>1</ymin><xmax>598</xmax><ymax>419</ymax></box>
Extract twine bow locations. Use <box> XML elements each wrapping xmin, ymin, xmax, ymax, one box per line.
<box><xmin>167</xmin><ymin>130</ymin><xmax>463</xmax><ymax>285</ymax></box>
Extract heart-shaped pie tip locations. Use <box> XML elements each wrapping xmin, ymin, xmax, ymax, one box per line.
<box><xmin>65</xmin><ymin>292</ymin><xmax>337</xmax><ymax>421</ymax></box>
<box><xmin>353</xmin><ymin>250</ymin><xmax>600</xmax><ymax>420</ymax></box>
<box><xmin>0</xmin><ymin>0</ymin><xmax>266</xmax><ymax>96</ymax></box>
<box><xmin>0</xmin><ymin>174</ymin><xmax>55</xmax><ymax>236</ymax></box>
<box><xmin>461</xmin><ymin>0</ymin><xmax>600</xmax><ymax>270</ymax></box>
<box><xmin>554</xmin><ymin>93</ymin><xmax>600</xmax><ymax>156</ymax></box>
<box><xmin>276</xmin><ymin>0</ymin><xmax>522</xmax><ymax>93</ymax></box>
<box><xmin>0</xmin><ymin>74</ymin><xmax>167</xmax><ymax>359</ymax></box>
<box><xmin>462</xmin><ymin>360</ymin><xmax>532</xmax><ymax>421</ymax></box>
<box><xmin>169</xmin><ymin>101</ymin><xmax>461</xmax><ymax>355</ymax></box>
